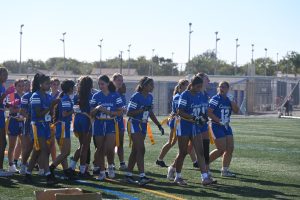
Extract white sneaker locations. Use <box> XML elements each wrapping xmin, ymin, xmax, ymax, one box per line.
<box><xmin>8</xmin><ymin>164</ymin><xmax>19</xmax><ymax>173</ymax></box>
<box><xmin>167</xmin><ymin>166</ymin><xmax>175</xmax><ymax>181</ymax></box>
<box><xmin>0</xmin><ymin>169</ymin><xmax>13</xmax><ymax>177</ymax></box>
<box><xmin>38</xmin><ymin>168</ymin><xmax>45</xmax><ymax>176</ymax></box>
<box><xmin>221</xmin><ymin>170</ymin><xmax>236</xmax><ymax>177</ymax></box>
<box><xmin>174</xmin><ymin>177</ymin><xmax>187</xmax><ymax>186</ymax></box>
<box><xmin>19</xmin><ymin>164</ymin><xmax>27</xmax><ymax>175</ymax></box>
<box><xmin>96</xmin><ymin>173</ymin><xmax>106</xmax><ymax>181</ymax></box>
<box><xmin>108</xmin><ymin>167</ymin><xmax>115</xmax><ymax>178</ymax></box>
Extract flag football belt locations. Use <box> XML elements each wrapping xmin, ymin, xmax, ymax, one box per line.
<box><xmin>127</xmin><ymin>118</ymin><xmax>155</xmax><ymax>147</ymax></box>
<box><xmin>95</xmin><ymin>116</ymin><xmax>120</xmax><ymax>147</ymax></box>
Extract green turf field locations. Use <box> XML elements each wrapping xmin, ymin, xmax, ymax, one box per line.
<box><xmin>0</xmin><ymin>117</ymin><xmax>299</xmax><ymax>200</ymax></box>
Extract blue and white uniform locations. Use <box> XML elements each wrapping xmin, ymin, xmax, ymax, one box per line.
<box><xmin>30</xmin><ymin>91</ymin><xmax>53</xmax><ymax>140</ymax></box>
<box><xmin>208</xmin><ymin>94</ymin><xmax>233</xmax><ymax>139</ymax></box>
<box><xmin>168</xmin><ymin>93</ymin><xmax>180</xmax><ymax>129</ymax></box>
<box><xmin>116</xmin><ymin>93</ymin><xmax>126</xmax><ymax>132</ymax></box>
<box><xmin>127</xmin><ymin>92</ymin><xmax>153</xmax><ymax>135</ymax></box>
<box><xmin>21</xmin><ymin>92</ymin><xmax>32</xmax><ymax>136</ymax></box>
<box><xmin>90</xmin><ymin>91</ymin><xmax>123</xmax><ymax>136</ymax></box>
<box><xmin>198</xmin><ymin>91</ymin><xmax>209</xmax><ymax>133</ymax></box>
<box><xmin>177</xmin><ymin>90</ymin><xmax>203</xmax><ymax>137</ymax></box>
<box><xmin>7</xmin><ymin>93</ymin><xmax>24</xmax><ymax>136</ymax></box>
<box><xmin>55</xmin><ymin>94</ymin><xmax>73</xmax><ymax>140</ymax></box>
<box><xmin>73</xmin><ymin>93</ymin><xmax>93</xmax><ymax>134</ymax></box>
<box><xmin>0</xmin><ymin>85</ymin><xmax>6</xmax><ymax>128</ymax></box>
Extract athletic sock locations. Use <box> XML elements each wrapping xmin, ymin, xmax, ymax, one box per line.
<box><xmin>139</xmin><ymin>173</ymin><xmax>145</xmax><ymax>178</ymax></box>
<box><xmin>201</xmin><ymin>172</ymin><xmax>208</xmax><ymax>179</ymax></box>
<box><xmin>70</xmin><ymin>159</ymin><xmax>77</xmax><ymax>170</ymax></box>
<box><xmin>175</xmin><ymin>172</ymin><xmax>181</xmax><ymax>179</ymax></box>
<box><xmin>222</xmin><ymin>167</ymin><xmax>228</xmax><ymax>172</ymax></box>
<box><xmin>45</xmin><ymin>171</ymin><xmax>51</xmax><ymax>176</ymax></box>
<box><xmin>157</xmin><ymin>159</ymin><xmax>163</xmax><ymax>162</ymax></box>
<box><xmin>80</xmin><ymin>165</ymin><xmax>86</xmax><ymax>174</ymax></box>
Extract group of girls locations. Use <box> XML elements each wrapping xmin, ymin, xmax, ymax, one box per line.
<box><xmin>0</xmin><ymin>66</ymin><xmax>239</xmax><ymax>187</ymax></box>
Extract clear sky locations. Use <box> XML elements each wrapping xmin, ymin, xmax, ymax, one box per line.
<box><xmin>0</xmin><ymin>0</ymin><xmax>299</xmax><ymax>67</ymax></box>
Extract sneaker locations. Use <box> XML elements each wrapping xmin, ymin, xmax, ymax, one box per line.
<box><xmin>124</xmin><ymin>175</ymin><xmax>136</xmax><ymax>184</ymax></box>
<box><xmin>8</xmin><ymin>164</ymin><xmax>19</xmax><ymax>173</ymax></box>
<box><xmin>49</xmin><ymin>165</ymin><xmax>55</xmax><ymax>176</ymax></box>
<box><xmin>0</xmin><ymin>169</ymin><xmax>14</xmax><ymax>177</ymax></box>
<box><xmin>23</xmin><ymin>173</ymin><xmax>33</xmax><ymax>184</ymax></box>
<box><xmin>208</xmin><ymin>172</ymin><xmax>218</xmax><ymax>184</ymax></box>
<box><xmin>33</xmin><ymin>164</ymin><xmax>39</xmax><ymax>171</ymax></box>
<box><xmin>138</xmin><ymin>176</ymin><xmax>154</xmax><ymax>186</ymax></box>
<box><xmin>221</xmin><ymin>170</ymin><xmax>236</xmax><ymax>177</ymax></box>
<box><xmin>46</xmin><ymin>174</ymin><xmax>58</xmax><ymax>185</ymax></box>
<box><xmin>107</xmin><ymin>167</ymin><xmax>115</xmax><ymax>179</ymax></box>
<box><xmin>174</xmin><ymin>177</ymin><xmax>187</xmax><ymax>186</ymax></box>
<box><xmin>96</xmin><ymin>173</ymin><xmax>106</xmax><ymax>181</ymax></box>
<box><xmin>79</xmin><ymin>171</ymin><xmax>92</xmax><ymax>178</ymax></box>
<box><xmin>119</xmin><ymin>163</ymin><xmax>128</xmax><ymax>171</ymax></box>
<box><xmin>167</xmin><ymin>166</ymin><xmax>175</xmax><ymax>181</ymax></box>
<box><xmin>193</xmin><ymin>161</ymin><xmax>199</xmax><ymax>168</ymax></box>
<box><xmin>202</xmin><ymin>177</ymin><xmax>214</xmax><ymax>186</ymax></box>
<box><xmin>63</xmin><ymin>169</ymin><xmax>76</xmax><ymax>180</ymax></box>
<box><xmin>20</xmin><ymin>164</ymin><xmax>27</xmax><ymax>175</ymax></box>
<box><xmin>38</xmin><ymin>169</ymin><xmax>45</xmax><ymax>176</ymax></box>
<box><xmin>68</xmin><ymin>168</ymin><xmax>77</xmax><ymax>177</ymax></box>
<box><xmin>156</xmin><ymin>160</ymin><xmax>168</xmax><ymax>168</ymax></box>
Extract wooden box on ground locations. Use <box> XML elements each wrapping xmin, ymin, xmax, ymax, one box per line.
<box><xmin>35</xmin><ymin>188</ymin><xmax>82</xmax><ymax>200</ymax></box>
<box><xmin>55</xmin><ymin>192</ymin><xmax>102</xmax><ymax>200</ymax></box>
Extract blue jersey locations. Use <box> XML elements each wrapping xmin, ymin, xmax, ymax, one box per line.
<box><xmin>21</xmin><ymin>92</ymin><xmax>32</xmax><ymax>116</ymax></box>
<box><xmin>127</xmin><ymin>92</ymin><xmax>153</xmax><ymax>122</ymax></box>
<box><xmin>73</xmin><ymin>92</ymin><xmax>94</xmax><ymax>113</ymax></box>
<box><xmin>171</xmin><ymin>93</ymin><xmax>180</xmax><ymax>114</ymax></box>
<box><xmin>198</xmin><ymin>91</ymin><xmax>209</xmax><ymax>115</ymax></box>
<box><xmin>50</xmin><ymin>91</ymin><xmax>60</xmax><ymax>99</ymax></box>
<box><xmin>30</xmin><ymin>91</ymin><xmax>53</xmax><ymax>122</ymax></box>
<box><xmin>208</xmin><ymin>94</ymin><xmax>232</xmax><ymax>123</ymax></box>
<box><xmin>90</xmin><ymin>91</ymin><xmax>123</xmax><ymax>119</ymax></box>
<box><xmin>178</xmin><ymin>90</ymin><xmax>203</xmax><ymax>117</ymax></box>
<box><xmin>0</xmin><ymin>85</ymin><xmax>5</xmax><ymax>110</ymax></box>
<box><xmin>116</xmin><ymin>93</ymin><xmax>126</xmax><ymax>122</ymax></box>
<box><xmin>58</xmin><ymin>94</ymin><xmax>73</xmax><ymax>123</ymax></box>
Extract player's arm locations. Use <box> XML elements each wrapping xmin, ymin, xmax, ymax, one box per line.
<box><xmin>126</xmin><ymin>97</ymin><xmax>144</xmax><ymax>117</ymax></box>
<box><xmin>231</xmin><ymin>101</ymin><xmax>239</xmax><ymax>114</ymax></box>
<box><xmin>207</xmin><ymin>107</ymin><xmax>221</xmax><ymax>123</ymax></box>
<box><xmin>177</xmin><ymin>109</ymin><xmax>194</xmax><ymax>120</ymax></box>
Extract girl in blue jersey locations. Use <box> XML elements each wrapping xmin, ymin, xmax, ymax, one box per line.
<box><xmin>157</xmin><ymin>79</ymin><xmax>193</xmax><ymax>167</ymax></box>
<box><xmin>24</xmin><ymin>73</ymin><xmax>59</xmax><ymax>185</ymax></box>
<box><xmin>90</xmin><ymin>75</ymin><xmax>123</xmax><ymax>181</ymax></box>
<box><xmin>6</xmin><ymin>79</ymin><xmax>25</xmax><ymax>173</ymax></box>
<box><xmin>196</xmin><ymin>72</ymin><xmax>211</xmax><ymax>174</ymax></box>
<box><xmin>125</xmin><ymin>77</ymin><xmax>164</xmax><ymax>186</ymax></box>
<box><xmin>49</xmin><ymin>80</ymin><xmax>75</xmax><ymax>179</ymax></box>
<box><xmin>171</xmin><ymin>75</ymin><xmax>213</xmax><ymax>186</ymax></box>
<box><xmin>19</xmin><ymin>81</ymin><xmax>34</xmax><ymax>175</ymax></box>
<box><xmin>69</xmin><ymin>76</ymin><xmax>93</xmax><ymax>177</ymax></box>
<box><xmin>208</xmin><ymin>81</ymin><xmax>239</xmax><ymax>177</ymax></box>
<box><xmin>112</xmin><ymin>73</ymin><xmax>127</xmax><ymax>170</ymax></box>
<box><xmin>0</xmin><ymin>67</ymin><xmax>14</xmax><ymax>175</ymax></box>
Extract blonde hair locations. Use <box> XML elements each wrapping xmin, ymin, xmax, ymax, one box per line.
<box><xmin>173</xmin><ymin>79</ymin><xmax>189</xmax><ymax>95</ymax></box>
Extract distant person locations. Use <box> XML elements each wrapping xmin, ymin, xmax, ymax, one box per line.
<box><xmin>284</xmin><ymin>98</ymin><xmax>290</xmax><ymax>116</ymax></box>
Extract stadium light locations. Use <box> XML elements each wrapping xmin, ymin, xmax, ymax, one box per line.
<box><xmin>127</xmin><ymin>44</ymin><xmax>131</xmax><ymax>75</ymax></box>
<box><xmin>264</xmin><ymin>48</ymin><xmax>268</xmax><ymax>76</ymax></box>
<box><xmin>98</xmin><ymin>38</ymin><xmax>103</xmax><ymax>74</ymax></box>
<box><xmin>251</xmin><ymin>44</ymin><xmax>254</xmax><ymax>63</ymax></box>
<box><xmin>171</xmin><ymin>52</ymin><xmax>174</xmax><ymax>76</ymax></box>
<box><xmin>119</xmin><ymin>50</ymin><xmax>123</xmax><ymax>74</ymax></box>
<box><xmin>60</xmin><ymin>32</ymin><xmax>67</xmax><ymax>75</ymax></box>
<box><xmin>19</xmin><ymin>24</ymin><xmax>24</xmax><ymax>74</ymax></box>
<box><xmin>214</xmin><ymin>31</ymin><xmax>220</xmax><ymax>75</ymax></box>
<box><xmin>235</xmin><ymin>38</ymin><xmax>240</xmax><ymax>75</ymax></box>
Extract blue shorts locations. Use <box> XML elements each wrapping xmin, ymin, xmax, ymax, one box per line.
<box><xmin>168</xmin><ymin>118</ymin><xmax>176</xmax><ymax>129</ymax></box>
<box><xmin>55</xmin><ymin>121</ymin><xmax>71</xmax><ymax>140</ymax></box>
<box><xmin>211</xmin><ymin>123</ymin><xmax>233</xmax><ymax>139</ymax></box>
<box><xmin>31</xmin><ymin>121</ymin><xmax>51</xmax><ymax>140</ymax></box>
<box><xmin>8</xmin><ymin>117</ymin><xmax>24</xmax><ymax>136</ymax></box>
<box><xmin>128</xmin><ymin>119</ymin><xmax>147</xmax><ymax>135</ymax></box>
<box><xmin>0</xmin><ymin>111</ymin><xmax>5</xmax><ymax>129</ymax></box>
<box><xmin>92</xmin><ymin>119</ymin><xmax>116</xmax><ymax>136</ymax></box>
<box><xmin>198</xmin><ymin>123</ymin><xmax>208</xmax><ymax>133</ymax></box>
<box><xmin>176</xmin><ymin>119</ymin><xmax>200</xmax><ymax>137</ymax></box>
<box><xmin>117</xmin><ymin>117</ymin><xmax>125</xmax><ymax>132</ymax></box>
<box><xmin>74</xmin><ymin>113</ymin><xmax>91</xmax><ymax>134</ymax></box>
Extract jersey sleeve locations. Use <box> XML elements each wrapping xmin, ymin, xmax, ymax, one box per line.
<box><xmin>61</xmin><ymin>97</ymin><xmax>72</xmax><ymax>112</ymax></box>
<box><xmin>127</xmin><ymin>93</ymin><xmax>139</xmax><ymax>112</ymax></box>
<box><xmin>115</xmin><ymin>93</ymin><xmax>123</xmax><ymax>108</ymax></box>
<box><xmin>178</xmin><ymin>92</ymin><xmax>189</xmax><ymax>110</ymax></box>
<box><xmin>208</xmin><ymin>96</ymin><xmax>219</xmax><ymax>110</ymax></box>
<box><xmin>31</xmin><ymin>93</ymin><xmax>41</xmax><ymax>109</ymax></box>
<box><xmin>21</xmin><ymin>94</ymin><xmax>29</xmax><ymax>109</ymax></box>
<box><xmin>89</xmin><ymin>93</ymin><xmax>98</xmax><ymax>109</ymax></box>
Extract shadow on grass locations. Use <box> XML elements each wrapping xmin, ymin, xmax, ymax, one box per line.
<box><xmin>0</xmin><ymin>176</ymin><xmax>20</xmax><ymax>188</ymax></box>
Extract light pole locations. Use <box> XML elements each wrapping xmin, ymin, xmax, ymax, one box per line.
<box><xmin>214</xmin><ymin>31</ymin><xmax>220</xmax><ymax>75</ymax></box>
<box><xmin>251</xmin><ymin>44</ymin><xmax>254</xmax><ymax>63</ymax></box>
<box><xmin>127</xmin><ymin>44</ymin><xmax>131</xmax><ymax>75</ymax></box>
<box><xmin>264</xmin><ymin>48</ymin><xmax>268</xmax><ymax>76</ymax></box>
<box><xmin>97</xmin><ymin>38</ymin><xmax>103</xmax><ymax>75</ymax></box>
<box><xmin>171</xmin><ymin>52</ymin><xmax>174</xmax><ymax>76</ymax></box>
<box><xmin>119</xmin><ymin>51</ymin><xmax>123</xmax><ymax>74</ymax></box>
<box><xmin>150</xmin><ymin>48</ymin><xmax>155</xmax><ymax>76</ymax></box>
<box><xmin>60</xmin><ymin>32</ymin><xmax>66</xmax><ymax>75</ymax></box>
<box><xmin>235</xmin><ymin>38</ymin><xmax>240</xmax><ymax>75</ymax></box>
<box><xmin>19</xmin><ymin>24</ymin><xmax>24</xmax><ymax>74</ymax></box>
<box><xmin>188</xmin><ymin>23</ymin><xmax>193</xmax><ymax>74</ymax></box>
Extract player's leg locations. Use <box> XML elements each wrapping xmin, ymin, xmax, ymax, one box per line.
<box><xmin>174</xmin><ymin>136</ymin><xmax>189</xmax><ymax>185</ymax></box>
<box><xmin>105</xmin><ymin>133</ymin><xmax>116</xmax><ymax>178</ymax></box>
<box><xmin>221</xmin><ymin>135</ymin><xmax>235</xmax><ymax>177</ymax></box>
<box><xmin>157</xmin><ymin>128</ymin><xmax>176</xmax><ymax>167</ymax></box>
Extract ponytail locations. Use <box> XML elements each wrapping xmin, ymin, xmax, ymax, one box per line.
<box><xmin>32</xmin><ymin>73</ymin><xmax>41</xmax><ymax>93</ymax></box>
<box><xmin>173</xmin><ymin>79</ymin><xmax>189</xmax><ymax>96</ymax></box>
<box><xmin>136</xmin><ymin>76</ymin><xmax>153</xmax><ymax>92</ymax></box>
